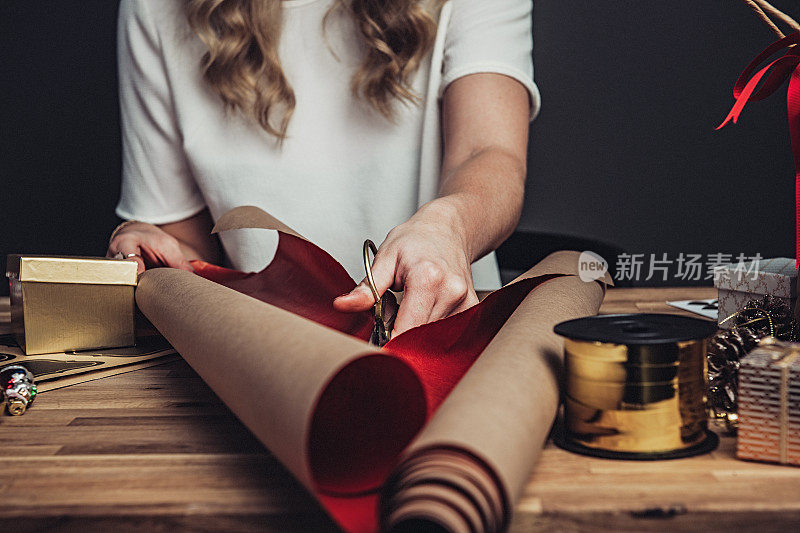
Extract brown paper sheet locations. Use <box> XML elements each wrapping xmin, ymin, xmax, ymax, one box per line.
<box><xmin>211</xmin><ymin>205</ymin><xmax>304</xmax><ymax>238</ymax></box>
<box><xmin>0</xmin><ymin>328</ymin><xmax>177</xmax><ymax>392</ymax></box>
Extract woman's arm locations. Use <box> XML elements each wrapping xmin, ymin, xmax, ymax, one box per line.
<box><xmin>107</xmin><ymin>208</ymin><xmax>221</xmax><ymax>273</ymax></box>
<box><xmin>111</xmin><ymin>2</ymin><xmax>218</xmax><ymax>273</ymax></box>
<box><xmin>436</xmin><ymin>72</ymin><xmax>529</xmax><ymax>262</ymax></box>
<box><xmin>334</xmin><ymin>72</ymin><xmax>530</xmax><ymax>334</ymax></box>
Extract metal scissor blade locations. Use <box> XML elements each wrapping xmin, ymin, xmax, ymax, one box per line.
<box><xmin>369</xmin><ymin>321</ymin><xmax>390</xmax><ymax>347</ymax></box>
<box><xmin>369</xmin><ymin>305</ymin><xmax>396</xmax><ymax>348</ymax></box>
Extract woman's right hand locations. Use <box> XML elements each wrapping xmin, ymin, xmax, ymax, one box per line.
<box><xmin>106</xmin><ymin>221</ymin><xmax>194</xmax><ymax>274</ymax></box>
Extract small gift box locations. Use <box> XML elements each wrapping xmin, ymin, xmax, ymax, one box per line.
<box><xmin>737</xmin><ymin>338</ymin><xmax>800</xmax><ymax>466</ymax></box>
<box><xmin>6</xmin><ymin>255</ymin><xmax>138</xmax><ymax>354</ymax></box>
<box><xmin>714</xmin><ymin>258</ymin><xmax>798</xmax><ymax>329</ymax></box>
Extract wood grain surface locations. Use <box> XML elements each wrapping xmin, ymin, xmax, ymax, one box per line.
<box><xmin>1</xmin><ymin>287</ymin><xmax>799</xmax><ymax>532</ymax></box>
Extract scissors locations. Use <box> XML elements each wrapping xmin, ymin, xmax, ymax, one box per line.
<box><xmin>363</xmin><ymin>240</ymin><xmax>396</xmax><ymax>347</ymax></box>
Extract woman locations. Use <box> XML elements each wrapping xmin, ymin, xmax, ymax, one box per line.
<box><xmin>108</xmin><ymin>0</ymin><xmax>539</xmax><ymax>335</ymax></box>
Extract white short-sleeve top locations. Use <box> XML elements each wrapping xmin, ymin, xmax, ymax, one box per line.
<box><xmin>116</xmin><ymin>0</ymin><xmax>539</xmax><ymax>290</ymax></box>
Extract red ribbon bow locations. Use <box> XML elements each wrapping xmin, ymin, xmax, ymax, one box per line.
<box><xmin>718</xmin><ymin>32</ymin><xmax>800</xmax><ymax>267</ymax></box>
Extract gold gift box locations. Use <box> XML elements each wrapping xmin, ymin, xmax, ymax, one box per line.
<box><xmin>6</xmin><ymin>255</ymin><xmax>138</xmax><ymax>355</ymax></box>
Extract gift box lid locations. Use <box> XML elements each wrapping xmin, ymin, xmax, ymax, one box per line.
<box><xmin>713</xmin><ymin>257</ymin><xmax>797</xmax><ymax>298</ymax></box>
<box><xmin>5</xmin><ymin>255</ymin><xmax>138</xmax><ymax>286</ymax></box>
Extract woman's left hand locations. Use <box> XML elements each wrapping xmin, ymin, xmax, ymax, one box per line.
<box><xmin>333</xmin><ymin>201</ymin><xmax>479</xmax><ymax>336</ymax></box>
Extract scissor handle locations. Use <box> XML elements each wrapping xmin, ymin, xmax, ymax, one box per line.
<box><xmin>363</xmin><ymin>240</ymin><xmax>382</xmax><ymax>319</ymax></box>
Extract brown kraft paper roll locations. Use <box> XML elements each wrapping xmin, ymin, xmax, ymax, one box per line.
<box><xmin>381</xmin><ymin>272</ymin><xmax>605</xmax><ymax>532</ymax></box>
<box><xmin>135</xmin><ymin>249</ymin><xmax>608</xmax><ymax>532</ymax></box>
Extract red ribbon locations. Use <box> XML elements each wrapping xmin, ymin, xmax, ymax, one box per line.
<box><xmin>717</xmin><ymin>32</ymin><xmax>800</xmax><ymax>267</ymax></box>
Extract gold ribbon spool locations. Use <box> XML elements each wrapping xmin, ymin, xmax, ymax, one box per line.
<box><xmin>554</xmin><ymin>313</ymin><xmax>719</xmax><ymax>460</ymax></box>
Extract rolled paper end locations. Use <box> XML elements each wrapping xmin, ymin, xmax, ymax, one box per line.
<box><xmin>384</xmin><ymin>500</ymin><xmax>470</xmax><ymax>533</ymax></box>
<box><xmin>381</xmin><ymin>448</ymin><xmax>506</xmax><ymax>533</ymax></box>
<box><xmin>7</xmin><ymin>399</ymin><xmax>26</xmax><ymax>416</ymax></box>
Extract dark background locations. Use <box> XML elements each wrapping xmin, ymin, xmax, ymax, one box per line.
<box><xmin>1</xmin><ymin>0</ymin><xmax>798</xmax><ymax>295</ymax></box>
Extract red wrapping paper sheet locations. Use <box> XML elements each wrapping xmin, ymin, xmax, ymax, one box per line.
<box><xmin>184</xmin><ymin>231</ymin><xmax>575</xmax><ymax>532</ymax></box>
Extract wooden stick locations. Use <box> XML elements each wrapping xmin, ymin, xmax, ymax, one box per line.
<box><xmin>753</xmin><ymin>0</ymin><xmax>800</xmax><ymax>32</ymax></box>
<box><xmin>740</xmin><ymin>0</ymin><xmax>786</xmax><ymax>39</ymax></box>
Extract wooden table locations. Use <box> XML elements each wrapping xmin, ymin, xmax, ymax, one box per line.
<box><xmin>1</xmin><ymin>288</ymin><xmax>799</xmax><ymax>532</ymax></box>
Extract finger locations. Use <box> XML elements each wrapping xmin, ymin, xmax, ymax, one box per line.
<box><xmin>448</xmin><ymin>287</ymin><xmax>480</xmax><ymax>317</ymax></box>
<box><xmin>110</xmin><ymin>238</ymin><xmax>145</xmax><ymax>274</ymax></box>
<box><xmin>427</xmin><ymin>279</ymin><xmax>477</xmax><ymax>323</ymax></box>
<box><xmin>333</xmin><ymin>247</ymin><xmax>398</xmax><ymax>312</ymax></box>
<box><xmin>392</xmin><ymin>276</ymin><xmax>437</xmax><ymax>335</ymax></box>
<box><xmin>107</xmin><ymin>238</ymin><xmax>126</xmax><ymax>258</ymax></box>
<box><xmin>139</xmin><ymin>242</ymin><xmax>193</xmax><ymax>272</ymax></box>
<box><xmin>155</xmin><ymin>239</ymin><xmax>195</xmax><ymax>272</ymax></box>
<box><xmin>138</xmin><ymin>243</ymin><xmax>163</xmax><ymax>269</ymax></box>
<box><xmin>333</xmin><ymin>280</ymin><xmax>376</xmax><ymax>312</ymax></box>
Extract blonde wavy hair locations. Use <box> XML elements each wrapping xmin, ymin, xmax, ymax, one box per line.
<box><xmin>185</xmin><ymin>0</ymin><xmax>441</xmax><ymax>140</ymax></box>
